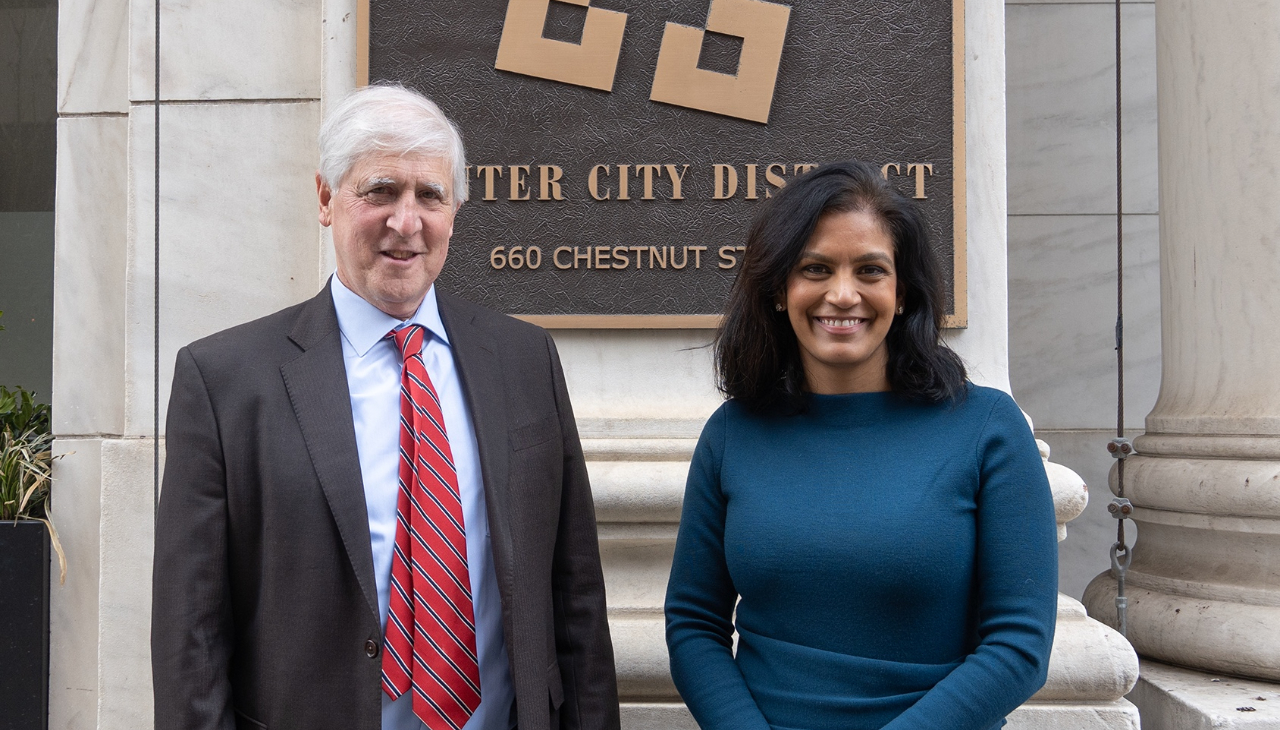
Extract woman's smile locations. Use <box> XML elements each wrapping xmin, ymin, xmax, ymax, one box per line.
<box><xmin>814</xmin><ymin>315</ymin><xmax>870</xmax><ymax>333</ymax></box>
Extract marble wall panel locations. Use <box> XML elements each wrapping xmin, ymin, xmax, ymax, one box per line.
<box><xmin>57</xmin><ymin>0</ymin><xmax>128</xmax><ymax>114</ymax></box>
<box><xmin>550</xmin><ymin>330</ymin><xmax>722</xmax><ymax>422</ymax></box>
<box><xmin>97</xmin><ymin>438</ymin><xmax>157</xmax><ymax>730</ymax></box>
<box><xmin>1006</xmin><ymin>3</ymin><xmax>1157</xmax><ymax>215</ymax></box>
<box><xmin>1008</xmin><ymin>214</ymin><xmax>1160</xmax><ymax>431</ymax></box>
<box><xmin>124</xmin><ymin>101</ymin><xmax>322</xmax><ymax>435</ymax></box>
<box><xmin>48</xmin><ymin>438</ymin><xmax>102</xmax><ymax>730</ymax></box>
<box><xmin>129</xmin><ymin>0</ymin><xmax>321</xmax><ymax>101</ymax></box>
<box><xmin>53</xmin><ymin>116</ymin><xmax>128</xmax><ymax>437</ymax></box>
<box><xmin>1119</xmin><ymin>3</ymin><xmax>1158</xmax><ymax>215</ymax></box>
<box><xmin>1007</xmin><ymin>3</ymin><xmax>1114</xmax><ymax>214</ymax></box>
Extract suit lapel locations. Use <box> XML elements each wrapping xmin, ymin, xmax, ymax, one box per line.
<box><xmin>280</xmin><ymin>285</ymin><xmax>381</xmax><ymax>623</ymax></box>
<box><xmin>436</xmin><ymin>294</ymin><xmax>517</xmax><ymax>606</ymax></box>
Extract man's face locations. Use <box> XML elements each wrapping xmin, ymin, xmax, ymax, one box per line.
<box><xmin>318</xmin><ymin>153</ymin><xmax>458</xmax><ymax>319</ymax></box>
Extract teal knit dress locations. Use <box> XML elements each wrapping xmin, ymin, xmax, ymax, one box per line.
<box><xmin>664</xmin><ymin>386</ymin><xmax>1058</xmax><ymax>730</ymax></box>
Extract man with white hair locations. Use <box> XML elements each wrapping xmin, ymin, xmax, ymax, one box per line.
<box><xmin>152</xmin><ymin>85</ymin><xmax>620</xmax><ymax>730</ymax></box>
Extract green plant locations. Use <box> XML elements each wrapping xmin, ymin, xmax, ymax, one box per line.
<box><xmin>0</xmin><ymin>311</ymin><xmax>66</xmax><ymax>581</ymax></box>
<box><xmin>1</xmin><ymin>384</ymin><xmax>55</xmax><ymax>519</ymax></box>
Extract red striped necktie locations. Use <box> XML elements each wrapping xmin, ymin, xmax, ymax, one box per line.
<box><xmin>381</xmin><ymin>324</ymin><xmax>481</xmax><ymax>729</ymax></box>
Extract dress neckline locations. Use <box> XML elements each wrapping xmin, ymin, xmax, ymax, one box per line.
<box><xmin>801</xmin><ymin>390</ymin><xmax>903</xmax><ymax>426</ymax></box>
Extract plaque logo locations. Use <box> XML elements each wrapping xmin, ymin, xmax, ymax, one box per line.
<box><xmin>650</xmin><ymin>0</ymin><xmax>791</xmax><ymax>123</ymax></box>
<box><xmin>494</xmin><ymin>0</ymin><xmax>792</xmax><ymax>123</ymax></box>
<box><xmin>494</xmin><ymin>0</ymin><xmax>629</xmax><ymax>92</ymax></box>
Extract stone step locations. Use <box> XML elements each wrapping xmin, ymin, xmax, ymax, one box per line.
<box><xmin>1129</xmin><ymin>659</ymin><xmax>1280</xmax><ymax>730</ymax></box>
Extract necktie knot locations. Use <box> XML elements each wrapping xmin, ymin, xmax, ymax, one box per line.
<box><xmin>391</xmin><ymin>324</ymin><xmax>426</xmax><ymax>361</ymax></box>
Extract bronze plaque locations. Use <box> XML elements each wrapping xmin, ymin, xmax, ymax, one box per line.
<box><xmin>365</xmin><ymin>0</ymin><xmax>965</xmax><ymax>327</ymax></box>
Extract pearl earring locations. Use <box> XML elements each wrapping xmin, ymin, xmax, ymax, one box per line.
<box><xmin>896</xmin><ymin>305</ymin><xmax>904</xmax><ymax>314</ymax></box>
<box><xmin>775</xmin><ymin>303</ymin><xmax>785</xmax><ymax>312</ymax></box>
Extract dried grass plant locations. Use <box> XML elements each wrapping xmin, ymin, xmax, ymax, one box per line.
<box><xmin>0</xmin><ymin>313</ymin><xmax>66</xmax><ymax>582</ymax></box>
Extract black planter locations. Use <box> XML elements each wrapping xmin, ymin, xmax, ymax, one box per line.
<box><xmin>0</xmin><ymin>520</ymin><xmax>50</xmax><ymax>730</ymax></box>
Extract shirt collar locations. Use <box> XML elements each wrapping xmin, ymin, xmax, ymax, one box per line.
<box><xmin>330</xmin><ymin>274</ymin><xmax>450</xmax><ymax>358</ymax></box>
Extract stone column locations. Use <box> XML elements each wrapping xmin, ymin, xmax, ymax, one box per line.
<box><xmin>1083</xmin><ymin>0</ymin><xmax>1280</xmax><ymax>688</ymax></box>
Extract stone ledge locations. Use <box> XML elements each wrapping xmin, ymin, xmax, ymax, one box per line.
<box><xmin>620</xmin><ymin>702</ymin><xmax>697</xmax><ymax>730</ymax></box>
<box><xmin>582</xmin><ymin>438</ymin><xmax>697</xmax><ymax>462</ymax></box>
<box><xmin>1007</xmin><ymin>700</ymin><xmax>1140</xmax><ymax>730</ymax></box>
<box><xmin>587</xmin><ymin>460</ymin><xmax>687</xmax><ymax>522</ymax></box>
<box><xmin>1130</xmin><ymin>660</ymin><xmax>1280</xmax><ymax>729</ymax></box>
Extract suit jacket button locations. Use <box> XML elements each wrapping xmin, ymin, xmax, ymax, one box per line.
<box><xmin>365</xmin><ymin>639</ymin><xmax>380</xmax><ymax>658</ymax></box>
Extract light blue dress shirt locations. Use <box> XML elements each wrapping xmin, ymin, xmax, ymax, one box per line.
<box><xmin>331</xmin><ymin>276</ymin><xmax>515</xmax><ymax>730</ymax></box>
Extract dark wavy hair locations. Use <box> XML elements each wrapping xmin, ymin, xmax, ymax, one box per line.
<box><xmin>715</xmin><ymin>159</ymin><xmax>967</xmax><ymax>414</ymax></box>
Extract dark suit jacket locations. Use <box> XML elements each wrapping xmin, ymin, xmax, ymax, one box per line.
<box><xmin>151</xmin><ymin>284</ymin><xmax>619</xmax><ymax>730</ymax></box>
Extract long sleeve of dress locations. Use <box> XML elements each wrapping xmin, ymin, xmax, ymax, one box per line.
<box><xmin>665</xmin><ymin>407</ymin><xmax>773</xmax><ymax>730</ymax></box>
<box><xmin>880</xmin><ymin>392</ymin><xmax>1058</xmax><ymax>730</ymax></box>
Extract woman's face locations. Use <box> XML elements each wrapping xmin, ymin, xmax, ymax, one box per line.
<box><xmin>783</xmin><ymin>209</ymin><xmax>902</xmax><ymax>394</ymax></box>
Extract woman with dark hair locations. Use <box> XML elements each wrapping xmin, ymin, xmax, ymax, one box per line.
<box><xmin>664</xmin><ymin>160</ymin><xmax>1058</xmax><ymax>730</ymax></box>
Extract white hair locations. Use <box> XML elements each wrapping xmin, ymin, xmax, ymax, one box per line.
<box><xmin>318</xmin><ymin>84</ymin><xmax>469</xmax><ymax>206</ymax></box>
